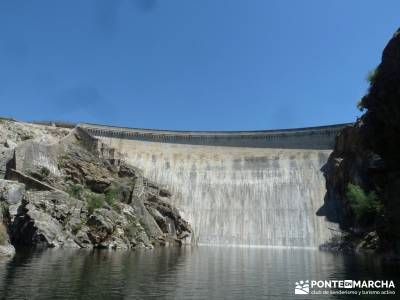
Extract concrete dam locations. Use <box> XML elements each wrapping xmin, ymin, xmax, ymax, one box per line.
<box><xmin>80</xmin><ymin>123</ymin><xmax>349</xmax><ymax>248</ymax></box>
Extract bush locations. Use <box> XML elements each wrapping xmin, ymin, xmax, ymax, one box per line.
<box><xmin>71</xmin><ymin>222</ymin><xmax>83</xmax><ymax>234</ymax></box>
<box><xmin>366</xmin><ymin>67</ymin><xmax>379</xmax><ymax>84</ymax></box>
<box><xmin>357</xmin><ymin>96</ymin><xmax>367</xmax><ymax>112</ymax></box>
<box><xmin>105</xmin><ymin>187</ymin><xmax>122</xmax><ymax>212</ymax></box>
<box><xmin>20</xmin><ymin>133</ymin><xmax>34</xmax><ymax>141</ymax></box>
<box><xmin>85</xmin><ymin>192</ymin><xmax>104</xmax><ymax>214</ymax></box>
<box><xmin>67</xmin><ymin>184</ymin><xmax>84</xmax><ymax>199</ymax></box>
<box><xmin>67</xmin><ymin>184</ymin><xmax>114</xmax><ymax>214</ymax></box>
<box><xmin>105</xmin><ymin>188</ymin><xmax>117</xmax><ymax>207</ymax></box>
<box><xmin>346</xmin><ymin>183</ymin><xmax>383</xmax><ymax>225</ymax></box>
<box><xmin>356</xmin><ymin>67</ymin><xmax>379</xmax><ymax>111</ymax></box>
<box><xmin>39</xmin><ymin>167</ymin><xmax>50</xmax><ymax>178</ymax></box>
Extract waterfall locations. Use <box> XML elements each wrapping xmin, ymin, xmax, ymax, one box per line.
<box><xmin>93</xmin><ymin>135</ymin><xmax>339</xmax><ymax>248</ymax></box>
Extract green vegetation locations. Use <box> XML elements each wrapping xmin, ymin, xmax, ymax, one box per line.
<box><xmin>357</xmin><ymin>96</ymin><xmax>367</xmax><ymax>112</ymax></box>
<box><xmin>105</xmin><ymin>187</ymin><xmax>122</xmax><ymax>212</ymax></box>
<box><xmin>366</xmin><ymin>67</ymin><xmax>379</xmax><ymax>84</ymax></box>
<box><xmin>67</xmin><ymin>184</ymin><xmax>104</xmax><ymax>214</ymax></box>
<box><xmin>346</xmin><ymin>183</ymin><xmax>383</xmax><ymax>225</ymax></box>
<box><xmin>67</xmin><ymin>183</ymin><xmax>122</xmax><ymax>214</ymax></box>
<box><xmin>20</xmin><ymin>133</ymin><xmax>34</xmax><ymax>141</ymax></box>
<box><xmin>67</xmin><ymin>184</ymin><xmax>84</xmax><ymax>199</ymax></box>
<box><xmin>39</xmin><ymin>167</ymin><xmax>50</xmax><ymax>178</ymax></box>
<box><xmin>105</xmin><ymin>188</ymin><xmax>117</xmax><ymax>207</ymax></box>
<box><xmin>71</xmin><ymin>222</ymin><xmax>83</xmax><ymax>234</ymax></box>
<box><xmin>85</xmin><ymin>192</ymin><xmax>104</xmax><ymax>214</ymax></box>
<box><xmin>356</xmin><ymin>67</ymin><xmax>379</xmax><ymax>111</ymax></box>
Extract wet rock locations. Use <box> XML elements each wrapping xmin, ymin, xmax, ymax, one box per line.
<box><xmin>319</xmin><ymin>234</ymin><xmax>355</xmax><ymax>253</ymax></box>
<box><xmin>0</xmin><ymin>244</ymin><xmax>15</xmax><ymax>257</ymax></box>
<box><xmin>0</xmin><ymin>221</ymin><xmax>15</xmax><ymax>258</ymax></box>
<box><xmin>356</xmin><ymin>231</ymin><xmax>380</xmax><ymax>253</ymax></box>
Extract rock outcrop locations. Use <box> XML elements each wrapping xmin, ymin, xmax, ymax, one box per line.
<box><xmin>0</xmin><ymin>119</ymin><xmax>191</xmax><ymax>254</ymax></box>
<box><xmin>322</xmin><ymin>28</ymin><xmax>400</xmax><ymax>258</ymax></box>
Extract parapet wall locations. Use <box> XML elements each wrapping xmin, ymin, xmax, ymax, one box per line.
<box><xmin>79</xmin><ymin>123</ymin><xmax>351</xmax><ymax>149</ymax></box>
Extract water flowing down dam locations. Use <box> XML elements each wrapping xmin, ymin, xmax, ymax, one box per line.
<box><xmin>80</xmin><ymin>123</ymin><xmax>349</xmax><ymax>248</ymax></box>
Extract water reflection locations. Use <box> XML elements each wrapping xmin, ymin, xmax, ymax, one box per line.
<box><xmin>0</xmin><ymin>247</ymin><xmax>398</xmax><ymax>299</ymax></box>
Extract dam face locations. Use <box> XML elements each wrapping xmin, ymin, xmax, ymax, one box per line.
<box><xmin>81</xmin><ymin>124</ymin><xmax>348</xmax><ymax>247</ymax></box>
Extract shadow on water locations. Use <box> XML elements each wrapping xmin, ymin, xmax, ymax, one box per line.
<box><xmin>328</xmin><ymin>253</ymin><xmax>400</xmax><ymax>300</ymax></box>
<box><xmin>0</xmin><ymin>247</ymin><xmax>187</xmax><ymax>300</ymax></box>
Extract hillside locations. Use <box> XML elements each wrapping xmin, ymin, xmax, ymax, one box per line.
<box><xmin>323</xmin><ymin>28</ymin><xmax>400</xmax><ymax>259</ymax></box>
<box><xmin>0</xmin><ymin>119</ymin><xmax>191</xmax><ymax>256</ymax></box>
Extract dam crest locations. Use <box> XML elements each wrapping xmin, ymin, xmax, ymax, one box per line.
<box><xmin>80</xmin><ymin>123</ymin><xmax>347</xmax><ymax>149</ymax></box>
<box><xmin>78</xmin><ymin>123</ymin><xmax>350</xmax><ymax>248</ymax></box>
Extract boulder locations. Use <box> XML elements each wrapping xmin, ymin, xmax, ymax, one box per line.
<box><xmin>117</xmin><ymin>161</ymin><xmax>140</xmax><ymax>178</ymax></box>
<box><xmin>0</xmin><ymin>222</ymin><xmax>15</xmax><ymax>258</ymax></box>
<box><xmin>131</xmin><ymin>195</ymin><xmax>164</xmax><ymax>239</ymax></box>
<box><xmin>4</xmin><ymin>139</ymin><xmax>17</xmax><ymax>149</ymax></box>
<box><xmin>87</xmin><ymin>209</ymin><xmax>116</xmax><ymax>245</ymax></box>
<box><xmin>10</xmin><ymin>191</ymin><xmax>79</xmax><ymax>248</ymax></box>
<box><xmin>0</xmin><ymin>244</ymin><xmax>15</xmax><ymax>257</ymax></box>
<box><xmin>0</xmin><ymin>180</ymin><xmax>25</xmax><ymax>205</ymax></box>
<box><xmin>0</xmin><ymin>180</ymin><xmax>26</xmax><ymax>224</ymax></box>
<box><xmin>356</xmin><ymin>231</ymin><xmax>380</xmax><ymax>253</ymax></box>
<box><xmin>14</xmin><ymin>141</ymin><xmax>62</xmax><ymax>177</ymax></box>
<box><xmin>0</xmin><ymin>146</ymin><xmax>13</xmax><ymax>179</ymax></box>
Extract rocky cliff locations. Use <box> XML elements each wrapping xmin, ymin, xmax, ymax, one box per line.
<box><xmin>0</xmin><ymin>119</ymin><xmax>191</xmax><ymax>256</ymax></box>
<box><xmin>323</xmin><ymin>28</ymin><xmax>400</xmax><ymax>258</ymax></box>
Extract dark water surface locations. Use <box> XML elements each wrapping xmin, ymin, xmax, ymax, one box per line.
<box><xmin>0</xmin><ymin>246</ymin><xmax>398</xmax><ymax>299</ymax></box>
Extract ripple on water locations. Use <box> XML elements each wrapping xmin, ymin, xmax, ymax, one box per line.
<box><xmin>0</xmin><ymin>247</ymin><xmax>398</xmax><ymax>300</ymax></box>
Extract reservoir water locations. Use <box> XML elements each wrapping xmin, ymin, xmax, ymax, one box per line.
<box><xmin>0</xmin><ymin>247</ymin><xmax>398</xmax><ymax>299</ymax></box>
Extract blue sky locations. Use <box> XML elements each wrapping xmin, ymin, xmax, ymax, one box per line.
<box><xmin>0</xmin><ymin>1</ymin><xmax>398</xmax><ymax>130</ymax></box>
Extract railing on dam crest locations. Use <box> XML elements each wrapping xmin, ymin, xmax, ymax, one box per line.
<box><xmin>78</xmin><ymin>123</ymin><xmax>351</xmax><ymax>150</ymax></box>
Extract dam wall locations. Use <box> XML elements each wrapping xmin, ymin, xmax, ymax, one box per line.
<box><xmin>80</xmin><ymin>123</ymin><xmax>349</xmax><ymax>247</ymax></box>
